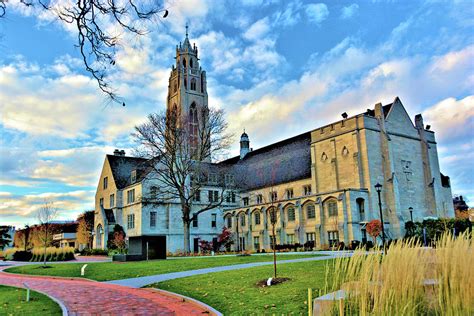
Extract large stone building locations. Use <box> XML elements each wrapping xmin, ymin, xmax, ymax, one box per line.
<box><xmin>93</xmin><ymin>32</ymin><xmax>454</xmax><ymax>254</ymax></box>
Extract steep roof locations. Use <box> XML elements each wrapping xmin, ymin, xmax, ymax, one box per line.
<box><xmin>106</xmin><ymin>155</ymin><xmax>149</xmax><ymax>189</ymax></box>
<box><xmin>217</xmin><ymin>132</ymin><xmax>312</xmax><ymax>190</ymax></box>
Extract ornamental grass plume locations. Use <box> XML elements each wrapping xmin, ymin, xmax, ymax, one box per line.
<box><xmin>324</xmin><ymin>231</ymin><xmax>473</xmax><ymax>315</ymax></box>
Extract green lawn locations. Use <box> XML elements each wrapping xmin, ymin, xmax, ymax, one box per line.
<box><xmin>0</xmin><ymin>285</ymin><xmax>62</xmax><ymax>316</ymax></box>
<box><xmin>5</xmin><ymin>253</ymin><xmax>325</xmax><ymax>281</ymax></box>
<box><xmin>152</xmin><ymin>259</ymin><xmax>332</xmax><ymax>315</ymax></box>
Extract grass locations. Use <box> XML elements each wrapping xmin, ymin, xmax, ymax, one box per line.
<box><xmin>0</xmin><ymin>285</ymin><xmax>62</xmax><ymax>316</ymax></box>
<box><xmin>5</xmin><ymin>253</ymin><xmax>325</xmax><ymax>281</ymax></box>
<box><xmin>327</xmin><ymin>232</ymin><xmax>473</xmax><ymax>315</ymax></box>
<box><xmin>151</xmin><ymin>259</ymin><xmax>332</xmax><ymax>315</ymax></box>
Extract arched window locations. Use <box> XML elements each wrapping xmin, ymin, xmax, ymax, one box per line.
<box><xmin>356</xmin><ymin>198</ymin><xmax>365</xmax><ymax>214</ymax></box>
<box><xmin>182</xmin><ymin>58</ymin><xmax>186</xmax><ymax>68</ymax></box>
<box><xmin>96</xmin><ymin>224</ymin><xmax>103</xmax><ymax>248</ymax></box>
<box><xmin>254</xmin><ymin>211</ymin><xmax>261</xmax><ymax>225</ymax></box>
<box><xmin>306</xmin><ymin>204</ymin><xmax>316</xmax><ymax>219</ymax></box>
<box><xmin>327</xmin><ymin>200</ymin><xmax>338</xmax><ymax>216</ymax></box>
<box><xmin>240</xmin><ymin>213</ymin><xmax>246</xmax><ymax>226</ymax></box>
<box><xmin>190</xmin><ymin>78</ymin><xmax>196</xmax><ymax>90</ymax></box>
<box><xmin>190</xmin><ymin>58</ymin><xmax>194</xmax><ymax>68</ymax></box>
<box><xmin>268</xmin><ymin>208</ymin><xmax>277</xmax><ymax>224</ymax></box>
<box><xmin>287</xmin><ymin>207</ymin><xmax>296</xmax><ymax>222</ymax></box>
<box><xmin>189</xmin><ymin>103</ymin><xmax>199</xmax><ymax>148</ymax></box>
<box><xmin>226</xmin><ymin>215</ymin><xmax>232</xmax><ymax>228</ymax></box>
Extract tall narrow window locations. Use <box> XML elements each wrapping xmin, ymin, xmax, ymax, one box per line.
<box><xmin>303</xmin><ymin>185</ymin><xmax>312</xmax><ymax>196</ymax></box>
<box><xmin>240</xmin><ymin>213</ymin><xmax>246</xmax><ymax>226</ymax></box>
<box><xmin>286</xmin><ymin>188</ymin><xmax>294</xmax><ymax>199</ymax></box>
<box><xmin>99</xmin><ymin>198</ymin><xmax>104</xmax><ymax>207</ymax></box>
<box><xmin>127</xmin><ymin>189</ymin><xmax>135</xmax><ymax>204</ymax></box>
<box><xmin>103</xmin><ymin>177</ymin><xmax>108</xmax><ymax>189</ymax></box>
<box><xmin>109</xmin><ymin>194</ymin><xmax>115</xmax><ymax>208</ymax></box>
<box><xmin>150</xmin><ymin>211</ymin><xmax>156</xmax><ymax>228</ymax></box>
<box><xmin>243</xmin><ymin>197</ymin><xmax>249</xmax><ymax>206</ymax></box>
<box><xmin>190</xmin><ymin>78</ymin><xmax>196</xmax><ymax>90</ymax></box>
<box><xmin>182</xmin><ymin>58</ymin><xmax>186</xmax><ymax>68</ymax></box>
<box><xmin>254</xmin><ymin>212</ymin><xmax>261</xmax><ymax>225</ymax></box>
<box><xmin>269</xmin><ymin>209</ymin><xmax>277</xmax><ymax>224</ymax></box>
<box><xmin>192</xmin><ymin>214</ymin><xmax>198</xmax><ymax>227</ymax></box>
<box><xmin>328</xmin><ymin>201</ymin><xmax>338</xmax><ymax>216</ymax></box>
<box><xmin>127</xmin><ymin>214</ymin><xmax>135</xmax><ymax>229</ymax></box>
<box><xmin>287</xmin><ymin>207</ymin><xmax>296</xmax><ymax>221</ymax></box>
<box><xmin>307</xmin><ymin>204</ymin><xmax>316</xmax><ymax>219</ymax></box>
<box><xmin>194</xmin><ymin>190</ymin><xmax>201</xmax><ymax>202</ymax></box>
<box><xmin>131</xmin><ymin>170</ymin><xmax>137</xmax><ymax>183</ymax></box>
<box><xmin>211</xmin><ymin>214</ymin><xmax>217</xmax><ymax>228</ymax></box>
<box><xmin>189</xmin><ymin>103</ymin><xmax>199</xmax><ymax>154</ymax></box>
<box><xmin>226</xmin><ymin>216</ymin><xmax>232</xmax><ymax>228</ymax></box>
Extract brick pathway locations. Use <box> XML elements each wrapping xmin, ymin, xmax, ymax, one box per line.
<box><xmin>0</xmin><ymin>266</ymin><xmax>214</xmax><ymax>315</ymax></box>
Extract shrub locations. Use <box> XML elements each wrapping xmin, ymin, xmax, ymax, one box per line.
<box><xmin>80</xmin><ymin>248</ymin><xmax>108</xmax><ymax>256</ymax></box>
<box><xmin>12</xmin><ymin>250</ymin><xmax>33</xmax><ymax>261</ymax></box>
<box><xmin>326</xmin><ymin>232</ymin><xmax>473</xmax><ymax>315</ymax></box>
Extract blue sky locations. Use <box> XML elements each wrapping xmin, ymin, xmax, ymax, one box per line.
<box><xmin>1</xmin><ymin>0</ymin><xmax>473</xmax><ymax>228</ymax></box>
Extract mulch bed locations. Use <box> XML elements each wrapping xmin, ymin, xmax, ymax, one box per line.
<box><xmin>256</xmin><ymin>277</ymin><xmax>291</xmax><ymax>287</ymax></box>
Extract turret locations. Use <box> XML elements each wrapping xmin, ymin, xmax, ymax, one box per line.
<box><xmin>240</xmin><ymin>131</ymin><xmax>250</xmax><ymax>159</ymax></box>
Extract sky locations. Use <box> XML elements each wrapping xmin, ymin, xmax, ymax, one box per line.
<box><xmin>0</xmin><ymin>0</ymin><xmax>473</xmax><ymax>228</ymax></box>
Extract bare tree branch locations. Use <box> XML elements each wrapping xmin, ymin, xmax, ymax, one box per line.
<box><xmin>133</xmin><ymin>106</ymin><xmax>234</xmax><ymax>253</ymax></box>
<box><xmin>2</xmin><ymin>0</ymin><xmax>168</xmax><ymax>104</ymax></box>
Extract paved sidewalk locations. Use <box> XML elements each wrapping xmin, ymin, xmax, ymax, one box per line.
<box><xmin>0</xmin><ymin>266</ymin><xmax>215</xmax><ymax>315</ymax></box>
<box><xmin>108</xmin><ymin>252</ymin><xmax>350</xmax><ymax>288</ymax></box>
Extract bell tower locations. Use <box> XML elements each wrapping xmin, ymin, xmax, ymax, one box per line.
<box><xmin>166</xmin><ymin>25</ymin><xmax>209</xmax><ymax>159</ymax></box>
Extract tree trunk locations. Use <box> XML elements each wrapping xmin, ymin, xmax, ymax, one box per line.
<box><xmin>183</xmin><ymin>220</ymin><xmax>191</xmax><ymax>254</ymax></box>
<box><xmin>43</xmin><ymin>225</ymin><xmax>48</xmax><ymax>266</ymax></box>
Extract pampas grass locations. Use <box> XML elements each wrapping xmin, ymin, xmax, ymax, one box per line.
<box><xmin>325</xmin><ymin>232</ymin><xmax>473</xmax><ymax>315</ymax></box>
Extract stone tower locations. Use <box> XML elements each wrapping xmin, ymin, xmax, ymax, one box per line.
<box><xmin>166</xmin><ymin>26</ymin><xmax>209</xmax><ymax>159</ymax></box>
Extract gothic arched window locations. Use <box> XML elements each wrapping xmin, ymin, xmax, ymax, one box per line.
<box><xmin>190</xmin><ymin>58</ymin><xmax>194</xmax><ymax>68</ymax></box>
<box><xmin>96</xmin><ymin>224</ymin><xmax>103</xmax><ymax>247</ymax></box>
<box><xmin>189</xmin><ymin>103</ymin><xmax>199</xmax><ymax>150</ymax></box>
<box><xmin>182</xmin><ymin>58</ymin><xmax>186</xmax><ymax>68</ymax></box>
<box><xmin>190</xmin><ymin>78</ymin><xmax>196</xmax><ymax>91</ymax></box>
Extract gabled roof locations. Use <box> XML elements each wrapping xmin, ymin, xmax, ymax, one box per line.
<box><xmin>217</xmin><ymin>132</ymin><xmax>312</xmax><ymax>190</ymax></box>
<box><xmin>106</xmin><ymin>155</ymin><xmax>149</xmax><ymax>189</ymax></box>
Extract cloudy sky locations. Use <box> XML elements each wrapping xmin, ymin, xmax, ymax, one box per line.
<box><xmin>1</xmin><ymin>0</ymin><xmax>473</xmax><ymax>228</ymax></box>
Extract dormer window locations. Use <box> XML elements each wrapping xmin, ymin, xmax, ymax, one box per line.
<box><xmin>208</xmin><ymin>173</ymin><xmax>218</xmax><ymax>184</ymax></box>
<box><xmin>131</xmin><ymin>170</ymin><xmax>137</xmax><ymax>183</ymax></box>
<box><xmin>225</xmin><ymin>174</ymin><xmax>234</xmax><ymax>186</ymax></box>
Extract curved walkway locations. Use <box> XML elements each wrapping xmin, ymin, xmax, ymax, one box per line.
<box><xmin>107</xmin><ymin>251</ymin><xmax>351</xmax><ymax>288</ymax></box>
<box><xmin>0</xmin><ymin>266</ymin><xmax>216</xmax><ymax>315</ymax></box>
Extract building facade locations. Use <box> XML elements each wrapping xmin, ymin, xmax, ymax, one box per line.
<box><xmin>93</xmin><ymin>33</ymin><xmax>454</xmax><ymax>254</ymax></box>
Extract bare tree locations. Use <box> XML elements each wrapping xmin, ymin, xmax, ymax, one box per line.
<box><xmin>1</xmin><ymin>0</ymin><xmax>168</xmax><ymax>104</ymax></box>
<box><xmin>134</xmin><ymin>106</ymin><xmax>233</xmax><ymax>254</ymax></box>
<box><xmin>37</xmin><ymin>201</ymin><xmax>58</xmax><ymax>266</ymax></box>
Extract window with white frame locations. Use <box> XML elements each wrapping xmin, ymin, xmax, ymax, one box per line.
<box><xmin>211</xmin><ymin>214</ymin><xmax>217</xmax><ymax>228</ymax></box>
<box><xmin>131</xmin><ymin>170</ymin><xmax>137</xmax><ymax>183</ymax></box>
<box><xmin>127</xmin><ymin>189</ymin><xmax>135</xmax><ymax>204</ymax></box>
<box><xmin>287</xmin><ymin>234</ymin><xmax>295</xmax><ymax>244</ymax></box>
<box><xmin>306</xmin><ymin>204</ymin><xmax>316</xmax><ymax>219</ymax></box>
<box><xmin>254</xmin><ymin>212</ymin><xmax>261</xmax><ymax>225</ymax></box>
<box><xmin>328</xmin><ymin>231</ymin><xmax>339</xmax><ymax>247</ymax></box>
<box><xmin>328</xmin><ymin>201</ymin><xmax>338</xmax><ymax>216</ymax></box>
<box><xmin>208</xmin><ymin>190</ymin><xmax>219</xmax><ymax>202</ymax></box>
<box><xmin>287</xmin><ymin>207</ymin><xmax>296</xmax><ymax>221</ymax></box>
<box><xmin>303</xmin><ymin>185</ymin><xmax>312</xmax><ymax>196</ymax></box>
<box><xmin>306</xmin><ymin>232</ymin><xmax>315</xmax><ymax>241</ymax></box>
<box><xmin>109</xmin><ymin>194</ymin><xmax>115</xmax><ymax>208</ymax></box>
<box><xmin>127</xmin><ymin>214</ymin><xmax>135</xmax><ymax>229</ymax></box>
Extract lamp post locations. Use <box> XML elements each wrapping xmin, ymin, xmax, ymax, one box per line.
<box><xmin>409</xmin><ymin>207</ymin><xmax>413</xmax><ymax>222</ymax></box>
<box><xmin>374</xmin><ymin>183</ymin><xmax>386</xmax><ymax>248</ymax></box>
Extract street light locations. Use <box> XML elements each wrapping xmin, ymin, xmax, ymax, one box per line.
<box><xmin>374</xmin><ymin>183</ymin><xmax>386</xmax><ymax>248</ymax></box>
<box><xmin>408</xmin><ymin>207</ymin><xmax>413</xmax><ymax>222</ymax></box>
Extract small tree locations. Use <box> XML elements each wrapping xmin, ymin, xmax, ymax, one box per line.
<box><xmin>217</xmin><ymin>227</ymin><xmax>233</xmax><ymax>251</ymax></box>
<box><xmin>112</xmin><ymin>231</ymin><xmax>126</xmax><ymax>254</ymax></box>
<box><xmin>0</xmin><ymin>227</ymin><xmax>11</xmax><ymax>250</ymax></box>
<box><xmin>366</xmin><ymin>219</ymin><xmax>382</xmax><ymax>244</ymax></box>
<box><xmin>76</xmin><ymin>211</ymin><xmax>95</xmax><ymax>249</ymax></box>
<box><xmin>37</xmin><ymin>201</ymin><xmax>58</xmax><ymax>266</ymax></box>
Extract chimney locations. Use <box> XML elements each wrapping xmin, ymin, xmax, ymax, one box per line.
<box><xmin>120</xmin><ymin>150</ymin><xmax>126</xmax><ymax>156</ymax></box>
<box><xmin>113</xmin><ymin>149</ymin><xmax>120</xmax><ymax>156</ymax></box>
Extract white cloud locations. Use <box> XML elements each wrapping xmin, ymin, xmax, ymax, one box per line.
<box><xmin>340</xmin><ymin>3</ymin><xmax>359</xmax><ymax>19</ymax></box>
<box><xmin>305</xmin><ymin>3</ymin><xmax>329</xmax><ymax>24</ymax></box>
<box><xmin>422</xmin><ymin>96</ymin><xmax>474</xmax><ymax>143</ymax></box>
<box><xmin>243</xmin><ymin>17</ymin><xmax>271</xmax><ymax>41</ymax></box>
